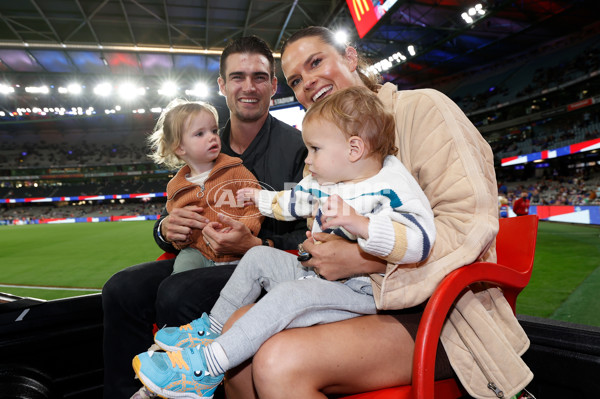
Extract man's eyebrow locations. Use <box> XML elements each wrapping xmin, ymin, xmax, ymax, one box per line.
<box><xmin>227</xmin><ymin>71</ymin><xmax>270</xmax><ymax>78</ymax></box>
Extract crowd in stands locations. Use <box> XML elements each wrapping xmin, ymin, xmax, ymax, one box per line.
<box><xmin>490</xmin><ymin>111</ymin><xmax>600</xmax><ymax>160</ymax></box>
<box><xmin>0</xmin><ymin>200</ymin><xmax>162</xmax><ymax>225</ymax></box>
<box><xmin>499</xmin><ymin>169</ymin><xmax>600</xmax><ymax>209</ymax></box>
<box><xmin>0</xmin><ymin>140</ymin><xmax>151</xmax><ymax>170</ymax></box>
<box><xmin>0</xmin><ymin>177</ymin><xmax>169</xmax><ymax>199</ymax></box>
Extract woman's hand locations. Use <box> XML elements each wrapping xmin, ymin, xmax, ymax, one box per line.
<box><xmin>202</xmin><ymin>213</ymin><xmax>262</xmax><ymax>256</ymax></box>
<box><xmin>162</xmin><ymin>205</ymin><xmax>209</xmax><ymax>245</ymax></box>
<box><xmin>300</xmin><ymin>231</ymin><xmax>386</xmax><ymax>280</ymax></box>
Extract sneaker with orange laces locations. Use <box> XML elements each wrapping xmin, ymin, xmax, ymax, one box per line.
<box><xmin>132</xmin><ymin>345</ymin><xmax>223</xmax><ymax>399</ymax></box>
<box><xmin>154</xmin><ymin>313</ymin><xmax>219</xmax><ymax>352</ymax></box>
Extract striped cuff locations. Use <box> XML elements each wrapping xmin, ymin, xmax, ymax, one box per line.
<box><xmin>358</xmin><ymin>214</ymin><xmax>394</xmax><ymax>257</ymax></box>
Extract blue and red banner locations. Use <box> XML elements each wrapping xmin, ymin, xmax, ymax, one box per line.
<box><xmin>502</xmin><ymin>138</ymin><xmax>600</xmax><ymax>167</ymax></box>
<box><xmin>529</xmin><ymin>205</ymin><xmax>600</xmax><ymax>225</ymax></box>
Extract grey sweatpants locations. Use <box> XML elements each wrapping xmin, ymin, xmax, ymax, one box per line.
<box><xmin>210</xmin><ymin>246</ymin><xmax>377</xmax><ymax>369</ymax></box>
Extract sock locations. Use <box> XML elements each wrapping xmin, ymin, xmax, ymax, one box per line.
<box><xmin>208</xmin><ymin>314</ymin><xmax>223</xmax><ymax>335</ymax></box>
<box><xmin>203</xmin><ymin>342</ymin><xmax>229</xmax><ymax>376</ymax></box>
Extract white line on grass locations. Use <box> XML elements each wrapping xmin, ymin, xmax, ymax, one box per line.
<box><xmin>0</xmin><ymin>283</ymin><xmax>101</xmax><ymax>292</ymax></box>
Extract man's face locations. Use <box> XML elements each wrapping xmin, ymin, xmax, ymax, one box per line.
<box><xmin>217</xmin><ymin>52</ymin><xmax>277</xmax><ymax>123</ymax></box>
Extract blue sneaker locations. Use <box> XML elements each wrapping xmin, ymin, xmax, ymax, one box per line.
<box><xmin>155</xmin><ymin>313</ymin><xmax>219</xmax><ymax>351</ymax></box>
<box><xmin>132</xmin><ymin>346</ymin><xmax>223</xmax><ymax>399</ymax></box>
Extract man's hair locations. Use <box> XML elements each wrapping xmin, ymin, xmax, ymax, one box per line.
<box><xmin>219</xmin><ymin>36</ymin><xmax>275</xmax><ymax>80</ymax></box>
<box><xmin>303</xmin><ymin>86</ymin><xmax>398</xmax><ymax>161</ymax></box>
<box><xmin>147</xmin><ymin>99</ymin><xmax>219</xmax><ymax>169</ymax></box>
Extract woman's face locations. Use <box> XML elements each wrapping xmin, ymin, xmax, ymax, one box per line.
<box><xmin>281</xmin><ymin>36</ymin><xmax>363</xmax><ymax>109</ymax></box>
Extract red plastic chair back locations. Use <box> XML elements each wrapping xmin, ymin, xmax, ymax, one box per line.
<box><xmin>156</xmin><ymin>252</ymin><xmax>176</xmax><ymax>261</ymax></box>
<box><xmin>495</xmin><ymin>215</ymin><xmax>538</xmax><ymax>312</ymax></box>
<box><xmin>338</xmin><ymin>215</ymin><xmax>539</xmax><ymax>399</ymax></box>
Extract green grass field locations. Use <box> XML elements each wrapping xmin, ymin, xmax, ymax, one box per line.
<box><xmin>1</xmin><ymin>220</ymin><xmax>599</xmax><ymax>326</ymax></box>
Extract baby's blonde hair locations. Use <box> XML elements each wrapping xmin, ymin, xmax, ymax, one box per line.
<box><xmin>148</xmin><ymin>99</ymin><xmax>219</xmax><ymax>169</ymax></box>
<box><xmin>303</xmin><ymin>86</ymin><xmax>398</xmax><ymax>161</ymax></box>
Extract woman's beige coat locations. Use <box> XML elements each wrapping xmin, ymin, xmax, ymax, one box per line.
<box><xmin>373</xmin><ymin>83</ymin><xmax>533</xmax><ymax>398</ymax></box>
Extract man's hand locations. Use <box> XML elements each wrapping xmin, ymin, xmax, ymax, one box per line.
<box><xmin>162</xmin><ymin>205</ymin><xmax>209</xmax><ymax>245</ymax></box>
<box><xmin>320</xmin><ymin>194</ymin><xmax>369</xmax><ymax>239</ymax></box>
<box><xmin>300</xmin><ymin>231</ymin><xmax>386</xmax><ymax>281</ymax></box>
<box><xmin>202</xmin><ymin>213</ymin><xmax>262</xmax><ymax>256</ymax></box>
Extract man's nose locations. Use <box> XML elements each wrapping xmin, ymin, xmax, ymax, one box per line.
<box><xmin>242</xmin><ymin>77</ymin><xmax>256</xmax><ymax>91</ymax></box>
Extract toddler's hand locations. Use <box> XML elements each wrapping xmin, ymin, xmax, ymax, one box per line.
<box><xmin>321</xmin><ymin>194</ymin><xmax>369</xmax><ymax>239</ymax></box>
<box><xmin>236</xmin><ymin>187</ymin><xmax>260</xmax><ymax>207</ymax></box>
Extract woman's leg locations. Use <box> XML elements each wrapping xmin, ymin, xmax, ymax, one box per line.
<box><xmin>222</xmin><ymin>305</ymin><xmax>258</xmax><ymax>399</ymax></box>
<box><xmin>252</xmin><ymin>315</ymin><xmax>415</xmax><ymax>399</ymax></box>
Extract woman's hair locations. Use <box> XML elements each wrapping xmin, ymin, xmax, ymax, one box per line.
<box><xmin>281</xmin><ymin>26</ymin><xmax>380</xmax><ymax>92</ymax></box>
<box><xmin>148</xmin><ymin>99</ymin><xmax>219</xmax><ymax>169</ymax></box>
<box><xmin>303</xmin><ymin>86</ymin><xmax>398</xmax><ymax>161</ymax></box>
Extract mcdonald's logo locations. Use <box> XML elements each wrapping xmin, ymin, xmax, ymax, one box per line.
<box><xmin>351</xmin><ymin>0</ymin><xmax>371</xmax><ymax>21</ymax></box>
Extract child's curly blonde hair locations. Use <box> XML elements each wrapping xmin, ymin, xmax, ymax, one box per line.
<box><xmin>148</xmin><ymin>99</ymin><xmax>219</xmax><ymax>169</ymax></box>
<box><xmin>303</xmin><ymin>86</ymin><xmax>397</xmax><ymax>162</ymax></box>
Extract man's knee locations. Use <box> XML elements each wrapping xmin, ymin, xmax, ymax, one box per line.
<box><xmin>102</xmin><ymin>269</ymin><xmax>136</xmax><ymax>311</ymax></box>
<box><xmin>155</xmin><ymin>275</ymin><xmax>184</xmax><ymax>316</ymax></box>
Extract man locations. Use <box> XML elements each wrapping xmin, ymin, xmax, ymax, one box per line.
<box><xmin>513</xmin><ymin>191</ymin><xmax>530</xmax><ymax>216</ymax></box>
<box><xmin>102</xmin><ymin>36</ymin><xmax>307</xmax><ymax>398</ymax></box>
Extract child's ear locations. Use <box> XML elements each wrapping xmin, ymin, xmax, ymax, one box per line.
<box><xmin>348</xmin><ymin>136</ymin><xmax>365</xmax><ymax>162</ymax></box>
<box><xmin>175</xmin><ymin>145</ymin><xmax>185</xmax><ymax>156</ymax></box>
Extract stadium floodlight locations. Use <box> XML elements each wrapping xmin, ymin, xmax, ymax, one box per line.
<box><xmin>118</xmin><ymin>83</ymin><xmax>145</xmax><ymax>100</ymax></box>
<box><xmin>25</xmin><ymin>86</ymin><xmax>49</xmax><ymax>94</ymax></box>
<box><xmin>407</xmin><ymin>45</ymin><xmax>416</xmax><ymax>56</ymax></box>
<box><xmin>185</xmin><ymin>83</ymin><xmax>209</xmax><ymax>98</ymax></box>
<box><xmin>158</xmin><ymin>81</ymin><xmax>178</xmax><ymax>97</ymax></box>
<box><xmin>334</xmin><ymin>30</ymin><xmax>348</xmax><ymax>45</ymax></box>
<box><xmin>67</xmin><ymin>83</ymin><xmax>82</xmax><ymax>95</ymax></box>
<box><xmin>94</xmin><ymin>83</ymin><xmax>112</xmax><ymax>97</ymax></box>
<box><xmin>462</xmin><ymin>3</ymin><xmax>485</xmax><ymax>24</ymax></box>
<box><xmin>0</xmin><ymin>84</ymin><xmax>14</xmax><ymax>94</ymax></box>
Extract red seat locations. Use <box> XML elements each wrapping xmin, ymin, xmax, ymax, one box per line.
<box><xmin>156</xmin><ymin>252</ymin><xmax>176</xmax><ymax>261</ymax></box>
<box><xmin>337</xmin><ymin>215</ymin><xmax>539</xmax><ymax>399</ymax></box>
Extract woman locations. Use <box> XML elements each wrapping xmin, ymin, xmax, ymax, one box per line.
<box><xmin>223</xmin><ymin>26</ymin><xmax>532</xmax><ymax>399</ymax></box>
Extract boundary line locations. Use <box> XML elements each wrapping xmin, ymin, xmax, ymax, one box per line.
<box><xmin>0</xmin><ymin>283</ymin><xmax>101</xmax><ymax>292</ymax></box>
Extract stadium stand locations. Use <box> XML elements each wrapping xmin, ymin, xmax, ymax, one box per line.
<box><xmin>0</xmin><ymin>29</ymin><xmax>599</xmax><ymax>227</ymax></box>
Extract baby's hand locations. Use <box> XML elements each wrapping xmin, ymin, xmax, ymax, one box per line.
<box><xmin>321</xmin><ymin>194</ymin><xmax>369</xmax><ymax>239</ymax></box>
<box><xmin>237</xmin><ymin>187</ymin><xmax>260</xmax><ymax>207</ymax></box>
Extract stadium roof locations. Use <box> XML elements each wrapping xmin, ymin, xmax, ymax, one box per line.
<box><xmin>0</xmin><ymin>1</ymin><xmax>598</xmax><ymax>95</ymax></box>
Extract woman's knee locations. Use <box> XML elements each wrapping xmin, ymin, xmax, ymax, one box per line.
<box><xmin>253</xmin><ymin>332</ymin><xmax>305</xmax><ymax>387</ymax></box>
